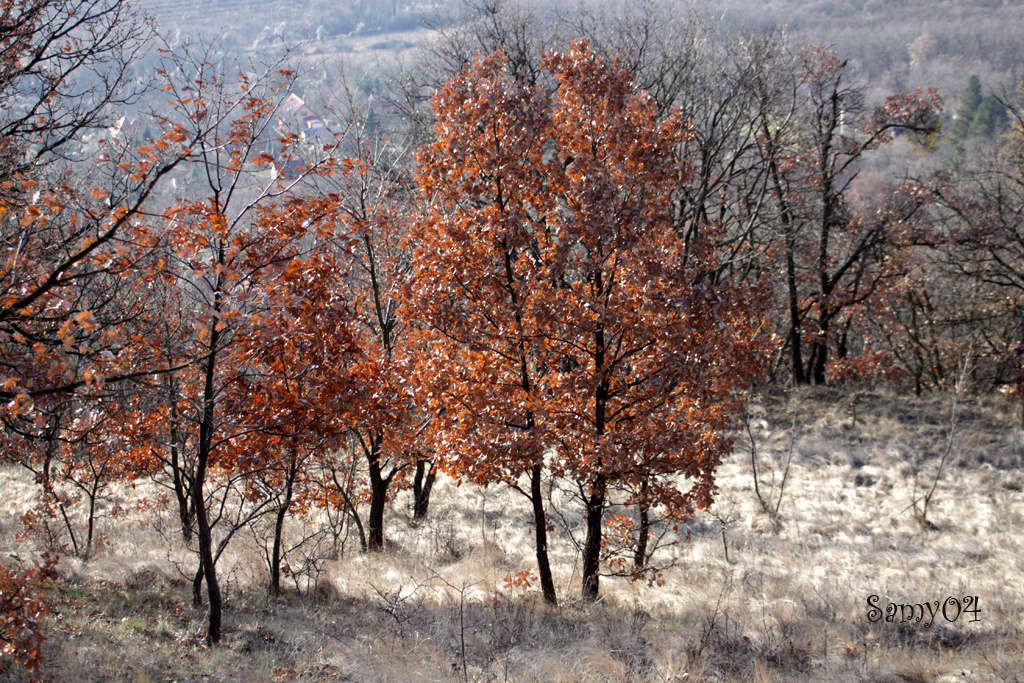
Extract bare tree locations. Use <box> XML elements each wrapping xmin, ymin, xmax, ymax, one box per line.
<box><xmin>761</xmin><ymin>44</ymin><xmax>941</xmax><ymax>385</ymax></box>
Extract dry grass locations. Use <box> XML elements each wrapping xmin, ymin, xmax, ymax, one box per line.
<box><xmin>1</xmin><ymin>387</ymin><xmax>1023</xmax><ymax>682</ymax></box>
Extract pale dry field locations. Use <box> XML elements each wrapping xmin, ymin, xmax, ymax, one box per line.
<box><xmin>1</xmin><ymin>387</ymin><xmax>1022</xmax><ymax>682</ymax></box>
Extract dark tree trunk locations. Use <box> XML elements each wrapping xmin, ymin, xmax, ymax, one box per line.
<box><xmin>269</xmin><ymin>445</ymin><xmax>297</xmax><ymax>597</ymax></box>
<box><xmin>810</xmin><ymin>87</ymin><xmax>840</xmax><ymax>388</ymax></box>
<box><xmin>412</xmin><ymin>459</ymin><xmax>436</xmax><ymax>522</ymax></box>
<box><xmin>581</xmin><ymin>474</ymin><xmax>607</xmax><ymax>602</ymax></box>
<box><xmin>498</xmin><ymin>233</ymin><xmax>554</xmax><ymax>601</ymax></box>
<box><xmin>194</xmin><ymin>308</ymin><xmax>223</xmax><ymax>645</ymax></box>
<box><xmin>529</xmin><ymin>463</ymin><xmax>557</xmax><ymax>605</ymax></box>
<box><xmin>167</xmin><ymin>373</ymin><xmax>194</xmax><ymax>544</ymax></box>
<box><xmin>40</xmin><ymin>410</ymin><xmax>81</xmax><ymax>557</ymax></box>
<box><xmin>837</xmin><ymin>318</ymin><xmax>852</xmax><ymax>361</ymax></box>
<box><xmin>787</xmin><ymin>237</ymin><xmax>807</xmax><ymax>385</ymax></box>
<box><xmin>365</xmin><ymin>433</ymin><xmax>393</xmax><ymax>552</ymax></box>
<box><xmin>192</xmin><ymin>564</ymin><xmax>203</xmax><ymax>607</ymax></box>
<box><xmin>761</xmin><ymin>118</ymin><xmax>807</xmax><ymax>386</ymax></box>
<box><xmin>367</xmin><ymin>486</ymin><xmax>386</xmax><ymax>551</ymax></box>
<box><xmin>85</xmin><ymin>479</ymin><xmax>98</xmax><ymax>559</ymax></box>
<box><xmin>172</xmin><ymin>456</ymin><xmax>194</xmax><ymax>544</ymax></box>
<box><xmin>367</xmin><ymin>475</ymin><xmax>387</xmax><ymax>551</ymax></box>
<box><xmin>634</xmin><ymin>493</ymin><xmax>650</xmax><ymax>573</ymax></box>
<box><xmin>194</xmin><ymin>487</ymin><xmax>221</xmax><ymax>644</ymax></box>
<box><xmin>810</xmin><ymin>315</ymin><xmax>830</xmax><ymax>385</ymax></box>
<box><xmin>269</xmin><ymin>508</ymin><xmax>287</xmax><ymax>596</ymax></box>
<box><xmin>580</xmin><ymin>308</ymin><xmax>610</xmax><ymax>602</ymax></box>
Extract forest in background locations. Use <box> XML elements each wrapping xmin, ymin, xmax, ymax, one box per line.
<box><xmin>2</xmin><ymin>0</ymin><xmax>1024</xmax><ymax>680</ymax></box>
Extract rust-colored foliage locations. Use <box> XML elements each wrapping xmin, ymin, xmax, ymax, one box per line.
<box><xmin>0</xmin><ymin>1</ymin><xmax>196</xmax><ymax>570</ymax></box>
<box><xmin>325</xmin><ymin>143</ymin><xmax>424</xmax><ymax>551</ymax></box>
<box><xmin>115</xmin><ymin>50</ymin><xmax>359</xmax><ymax>641</ymax></box>
<box><xmin>408</xmin><ymin>40</ymin><xmax>770</xmax><ymax>601</ymax></box>
<box><xmin>0</xmin><ymin>552</ymin><xmax>57</xmax><ymax>681</ymax></box>
<box><xmin>227</xmin><ymin>202</ymin><xmax>359</xmax><ymax>593</ymax></box>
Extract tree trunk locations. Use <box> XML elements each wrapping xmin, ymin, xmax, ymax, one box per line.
<box><xmin>810</xmin><ymin>314</ymin><xmax>830</xmax><ymax>385</ymax></box>
<box><xmin>529</xmin><ymin>463</ymin><xmax>557</xmax><ymax>605</ymax></box>
<box><xmin>581</xmin><ymin>312</ymin><xmax>610</xmax><ymax>602</ymax></box>
<box><xmin>367</xmin><ymin>475</ymin><xmax>386</xmax><ymax>551</ymax></box>
<box><xmin>786</xmin><ymin>233</ymin><xmax>807</xmax><ymax>385</ymax></box>
<box><xmin>194</xmin><ymin>484</ymin><xmax>221</xmax><ymax>644</ymax></box>
<box><xmin>581</xmin><ymin>474</ymin><xmax>606</xmax><ymax>602</ymax></box>
<box><xmin>192</xmin><ymin>564</ymin><xmax>203</xmax><ymax>607</ymax></box>
<box><xmin>167</xmin><ymin>373</ymin><xmax>194</xmax><ymax>544</ymax></box>
<box><xmin>497</xmin><ymin>234</ymin><xmax>554</xmax><ymax>601</ymax></box>
<box><xmin>269</xmin><ymin>508</ymin><xmax>287</xmax><ymax>596</ymax></box>
<box><xmin>634</xmin><ymin>491</ymin><xmax>650</xmax><ymax>573</ymax></box>
<box><xmin>85</xmin><ymin>479</ymin><xmax>98</xmax><ymax>559</ymax></box>
<box><xmin>195</xmin><ymin>311</ymin><xmax>223</xmax><ymax>645</ymax></box>
<box><xmin>40</xmin><ymin>410</ymin><xmax>81</xmax><ymax>558</ymax></box>
<box><xmin>269</xmin><ymin>446</ymin><xmax>297</xmax><ymax>597</ymax></box>
<box><xmin>763</xmin><ymin>118</ymin><xmax>806</xmax><ymax>386</ymax></box>
<box><xmin>811</xmin><ymin>87</ymin><xmax>839</xmax><ymax>387</ymax></box>
<box><xmin>365</xmin><ymin>433</ymin><xmax>392</xmax><ymax>552</ymax></box>
<box><xmin>412</xmin><ymin>458</ymin><xmax>436</xmax><ymax>522</ymax></box>
<box><xmin>172</xmin><ymin>454</ymin><xmax>194</xmax><ymax>544</ymax></box>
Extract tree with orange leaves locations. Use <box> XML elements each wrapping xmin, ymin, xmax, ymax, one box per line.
<box><xmin>127</xmin><ymin>47</ymin><xmax>353</xmax><ymax>643</ymax></box>
<box><xmin>0</xmin><ymin>3</ymin><xmax>191</xmax><ymax>417</ymax></box>
<box><xmin>407</xmin><ymin>40</ymin><xmax>770</xmax><ymax>602</ymax></box>
<box><xmin>324</xmin><ymin>139</ymin><xmax>423</xmax><ymax>553</ymax></box>
<box><xmin>227</xmin><ymin>233</ymin><xmax>357</xmax><ymax>596</ymax></box>
<box><xmin>0</xmin><ymin>1</ymin><xmax>194</xmax><ymax>672</ymax></box>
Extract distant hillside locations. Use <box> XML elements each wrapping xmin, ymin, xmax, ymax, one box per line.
<box><xmin>139</xmin><ymin>0</ymin><xmax>430</xmax><ymax>45</ymax></box>
<box><xmin>136</xmin><ymin>0</ymin><xmax>1023</xmax><ymax>109</ymax></box>
<box><xmin>715</xmin><ymin>0</ymin><xmax>1024</xmax><ymax>100</ymax></box>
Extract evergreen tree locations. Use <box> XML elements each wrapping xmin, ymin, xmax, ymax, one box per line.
<box><xmin>968</xmin><ymin>95</ymin><xmax>1009</xmax><ymax>138</ymax></box>
<box><xmin>950</xmin><ymin>74</ymin><xmax>982</xmax><ymax>141</ymax></box>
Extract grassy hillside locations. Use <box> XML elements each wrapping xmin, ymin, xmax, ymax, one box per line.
<box><xmin>2</xmin><ymin>388</ymin><xmax>1022</xmax><ymax>681</ymax></box>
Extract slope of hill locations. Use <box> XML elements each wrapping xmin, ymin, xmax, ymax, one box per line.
<box><xmin>2</xmin><ymin>389</ymin><xmax>1022</xmax><ymax>681</ymax></box>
